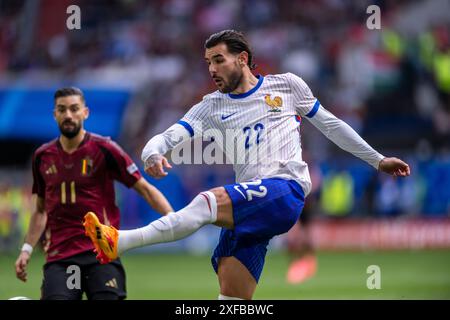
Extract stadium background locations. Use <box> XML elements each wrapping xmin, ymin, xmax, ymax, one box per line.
<box><xmin>0</xmin><ymin>0</ymin><xmax>449</xmax><ymax>299</ymax></box>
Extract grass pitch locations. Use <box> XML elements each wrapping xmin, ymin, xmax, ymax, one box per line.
<box><xmin>1</xmin><ymin>250</ymin><xmax>449</xmax><ymax>299</ymax></box>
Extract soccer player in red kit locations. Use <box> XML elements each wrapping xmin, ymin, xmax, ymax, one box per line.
<box><xmin>14</xmin><ymin>87</ymin><xmax>173</xmax><ymax>300</ymax></box>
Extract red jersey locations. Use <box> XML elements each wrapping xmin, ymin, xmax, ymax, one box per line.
<box><xmin>32</xmin><ymin>132</ymin><xmax>142</xmax><ymax>262</ymax></box>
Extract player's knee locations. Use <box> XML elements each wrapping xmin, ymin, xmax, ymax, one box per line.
<box><xmin>176</xmin><ymin>191</ymin><xmax>218</xmax><ymax>225</ymax></box>
<box><xmin>209</xmin><ymin>187</ymin><xmax>231</xmax><ymax>206</ymax></box>
<box><xmin>220</xmin><ymin>284</ymin><xmax>252</xmax><ymax>300</ymax></box>
<box><xmin>208</xmin><ymin>187</ymin><xmax>233</xmax><ymax>228</ymax></box>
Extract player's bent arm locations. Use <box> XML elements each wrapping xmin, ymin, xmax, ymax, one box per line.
<box><xmin>132</xmin><ymin>177</ymin><xmax>174</xmax><ymax>215</ymax></box>
<box><xmin>306</xmin><ymin>105</ymin><xmax>385</xmax><ymax>169</ymax></box>
<box><xmin>141</xmin><ymin>123</ymin><xmax>192</xmax><ymax>168</ymax></box>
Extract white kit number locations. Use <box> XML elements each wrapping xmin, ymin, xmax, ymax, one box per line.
<box><xmin>234</xmin><ymin>180</ymin><xmax>267</xmax><ymax>201</ymax></box>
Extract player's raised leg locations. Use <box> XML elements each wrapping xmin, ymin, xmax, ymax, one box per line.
<box><xmin>83</xmin><ymin>187</ymin><xmax>233</xmax><ymax>264</ymax></box>
<box><xmin>83</xmin><ymin>212</ymin><xmax>119</xmax><ymax>264</ymax></box>
<box><xmin>208</xmin><ymin>188</ymin><xmax>258</xmax><ymax>299</ymax></box>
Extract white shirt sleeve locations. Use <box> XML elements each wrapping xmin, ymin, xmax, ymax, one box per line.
<box><xmin>141</xmin><ymin>96</ymin><xmax>211</xmax><ymax>165</ymax></box>
<box><xmin>286</xmin><ymin>72</ymin><xmax>318</xmax><ymax>116</ymax></box>
<box><xmin>178</xmin><ymin>96</ymin><xmax>212</xmax><ymax>139</ymax></box>
<box><xmin>141</xmin><ymin>123</ymin><xmax>191</xmax><ymax>164</ymax></box>
<box><xmin>287</xmin><ymin>71</ymin><xmax>384</xmax><ymax>169</ymax></box>
<box><xmin>306</xmin><ymin>104</ymin><xmax>385</xmax><ymax>169</ymax></box>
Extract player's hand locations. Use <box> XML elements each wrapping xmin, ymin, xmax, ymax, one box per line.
<box><xmin>378</xmin><ymin>157</ymin><xmax>411</xmax><ymax>177</ymax></box>
<box><xmin>144</xmin><ymin>155</ymin><xmax>172</xmax><ymax>179</ymax></box>
<box><xmin>15</xmin><ymin>251</ymin><xmax>31</xmax><ymax>282</ymax></box>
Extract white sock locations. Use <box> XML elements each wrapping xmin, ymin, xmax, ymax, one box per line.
<box><xmin>118</xmin><ymin>191</ymin><xmax>217</xmax><ymax>254</ymax></box>
<box><xmin>218</xmin><ymin>294</ymin><xmax>243</xmax><ymax>300</ymax></box>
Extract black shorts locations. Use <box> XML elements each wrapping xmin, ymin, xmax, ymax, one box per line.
<box><xmin>41</xmin><ymin>251</ymin><xmax>126</xmax><ymax>300</ymax></box>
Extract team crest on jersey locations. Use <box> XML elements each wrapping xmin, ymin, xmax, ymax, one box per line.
<box><xmin>264</xmin><ymin>94</ymin><xmax>282</xmax><ymax>112</ymax></box>
<box><xmin>81</xmin><ymin>157</ymin><xmax>93</xmax><ymax>176</ymax></box>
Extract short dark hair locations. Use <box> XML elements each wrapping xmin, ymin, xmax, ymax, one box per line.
<box><xmin>204</xmin><ymin>30</ymin><xmax>256</xmax><ymax>70</ymax></box>
<box><xmin>54</xmin><ymin>87</ymin><xmax>85</xmax><ymax>103</ymax></box>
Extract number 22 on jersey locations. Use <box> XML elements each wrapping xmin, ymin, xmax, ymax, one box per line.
<box><xmin>243</xmin><ymin>123</ymin><xmax>264</xmax><ymax>149</ymax></box>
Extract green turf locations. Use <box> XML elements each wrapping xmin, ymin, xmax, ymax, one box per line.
<box><xmin>1</xmin><ymin>250</ymin><xmax>450</xmax><ymax>299</ymax></box>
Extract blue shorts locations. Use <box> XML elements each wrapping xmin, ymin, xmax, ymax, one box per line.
<box><xmin>211</xmin><ymin>178</ymin><xmax>305</xmax><ymax>282</ymax></box>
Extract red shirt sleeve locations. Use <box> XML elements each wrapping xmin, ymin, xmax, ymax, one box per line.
<box><xmin>32</xmin><ymin>151</ymin><xmax>45</xmax><ymax>198</ymax></box>
<box><xmin>102</xmin><ymin>139</ymin><xmax>142</xmax><ymax>188</ymax></box>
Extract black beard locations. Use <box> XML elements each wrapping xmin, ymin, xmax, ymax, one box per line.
<box><xmin>59</xmin><ymin>122</ymin><xmax>81</xmax><ymax>139</ymax></box>
<box><xmin>220</xmin><ymin>70</ymin><xmax>243</xmax><ymax>93</ymax></box>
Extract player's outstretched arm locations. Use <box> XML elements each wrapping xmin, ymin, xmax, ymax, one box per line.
<box><xmin>141</xmin><ymin>122</ymin><xmax>192</xmax><ymax>179</ymax></box>
<box><xmin>306</xmin><ymin>105</ymin><xmax>410</xmax><ymax>176</ymax></box>
<box><xmin>141</xmin><ymin>98</ymin><xmax>210</xmax><ymax>178</ymax></box>
<box><xmin>133</xmin><ymin>177</ymin><xmax>173</xmax><ymax>215</ymax></box>
<box><xmin>15</xmin><ymin>196</ymin><xmax>47</xmax><ymax>282</ymax></box>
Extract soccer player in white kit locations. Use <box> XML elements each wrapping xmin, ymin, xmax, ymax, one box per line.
<box><xmin>84</xmin><ymin>30</ymin><xmax>410</xmax><ymax>300</ymax></box>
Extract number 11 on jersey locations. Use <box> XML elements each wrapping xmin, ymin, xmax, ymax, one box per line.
<box><xmin>61</xmin><ymin>181</ymin><xmax>76</xmax><ymax>204</ymax></box>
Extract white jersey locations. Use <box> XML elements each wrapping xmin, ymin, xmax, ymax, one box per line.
<box><xmin>142</xmin><ymin>72</ymin><xmax>384</xmax><ymax>196</ymax></box>
<box><xmin>179</xmin><ymin>73</ymin><xmax>315</xmax><ymax>194</ymax></box>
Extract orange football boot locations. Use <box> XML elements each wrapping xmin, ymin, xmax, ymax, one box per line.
<box><xmin>83</xmin><ymin>212</ymin><xmax>119</xmax><ymax>264</ymax></box>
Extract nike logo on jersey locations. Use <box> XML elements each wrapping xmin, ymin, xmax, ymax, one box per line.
<box><xmin>221</xmin><ymin>112</ymin><xmax>237</xmax><ymax>120</ymax></box>
<box><xmin>233</xmin><ymin>186</ymin><xmax>246</xmax><ymax>199</ymax></box>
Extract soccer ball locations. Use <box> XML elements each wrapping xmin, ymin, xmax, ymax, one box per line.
<box><xmin>8</xmin><ymin>296</ymin><xmax>32</xmax><ymax>300</ymax></box>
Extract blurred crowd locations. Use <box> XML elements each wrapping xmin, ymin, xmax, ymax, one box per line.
<box><xmin>0</xmin><ymin>0</ymin><xmax>449</xmax><ymax>250</ymax></box>
<box><xmin>0</xmin><ymin>183</ymin><xmax>32</xmax><ymax>252</ymax></box>
<box><xmin>1</xmin><ymin>0</ymin><xmax>449</xmax><ymax>150</ymax></box>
